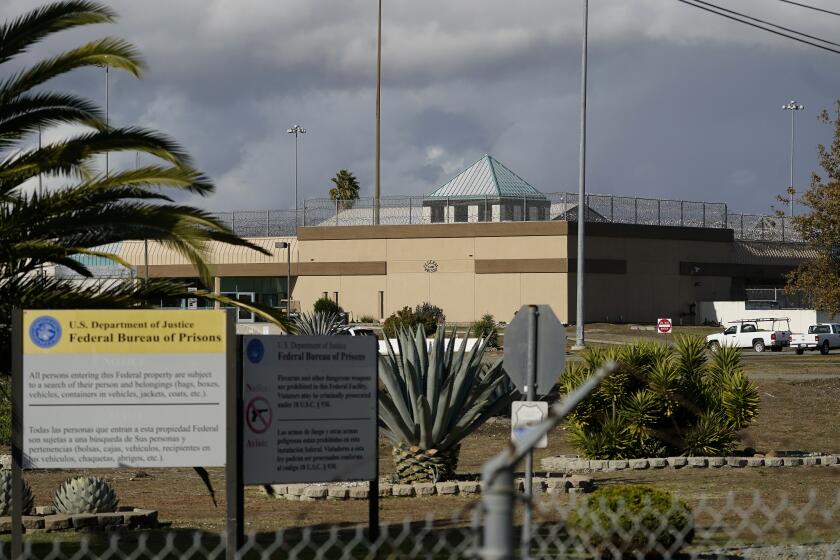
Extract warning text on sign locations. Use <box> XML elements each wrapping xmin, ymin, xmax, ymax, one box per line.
<box><xmin>243</xmin><ymin>336</ymin><xmax>377</xmax><ymax>485</ymax></box>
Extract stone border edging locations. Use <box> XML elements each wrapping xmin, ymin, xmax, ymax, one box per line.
<box><xmin>0</xmin><ymin>508</ymin><xmax>158</xmax><ymax>534</ymax></box>
<box><xmin>262</xmin><ymin>476</ymin><xmax>594</xmax><ymax>501</ymax></box>
<box><xmin>541</xmin><ymin>454</ymin><xmax>840</xmax><ymax>473</ymax></box>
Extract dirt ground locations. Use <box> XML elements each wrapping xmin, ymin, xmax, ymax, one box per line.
<box><xmin>12</xmin><ymin>324</ymin><xmax>840</xmax><ymax>540</ymax></box>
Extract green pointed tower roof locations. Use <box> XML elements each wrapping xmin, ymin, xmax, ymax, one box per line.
<box><xmin>425</xmin><ymin>155</ymin><xmax>547</xmax><ymax>200</ymax></box>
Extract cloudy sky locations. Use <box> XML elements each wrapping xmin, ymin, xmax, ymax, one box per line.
<box><xmin>4</xmin><ymin>0</ymin><xmax>840</xmax><ymax>214</ymax></box>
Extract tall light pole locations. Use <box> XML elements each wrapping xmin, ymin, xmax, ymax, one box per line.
<box><xmin>275</xmin><ymin>242</ymin><xmax>292</xmax><ymax>318</ymax></box>
<box><xmin>374</xmin><ymin>0</ymin><xmax>382</xmax><ymax>225</ymax></box>
<box><xmin>782</xmin><ymin>100</ymin><xmax>804</xmax><ymax>217</ymax></box>
<box><xmin>37</xmin><ymin>125</ymin><xmax>43</xmax><ymax>196</ymax></box>
<box><xmin>104</xmin><ymin>64</ymin><xmax>109</xmax><ymax>177</ymax></box>
<box><xmin>574</xmin><ymin>0</ymin><xmax>589</xmax><ymax>350</ymax></box>
<box><xmin>287</xmin><ymin>124</ymin><xmax>306</xmax><ymax>225</ymax></box>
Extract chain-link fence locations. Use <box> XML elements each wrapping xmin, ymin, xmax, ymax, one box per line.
<box><xmin>5</xmin><ymin>490</ymin><xmax>840</xmax><ymax>559</ymax></box>
<box><xmin>214</xmin><ymin>209</ymin><xmax>299</xmax><ymax>237</ymax></box>
<box><xmin>212</xmin><ymin>195</ymin><xmax>802</xmax><ymax>243</ymax></box>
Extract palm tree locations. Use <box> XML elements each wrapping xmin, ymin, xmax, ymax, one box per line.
<box><xmin>329</xmin><ymin>169</ymin><xmax>360</xmax><ymax>210</ymax></box>
<box><xmin>0</xmin><ymin>0</ymin><xmax>288</xmax><ymax>377</ymax></box>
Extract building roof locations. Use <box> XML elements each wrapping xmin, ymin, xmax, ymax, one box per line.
<box><xmin>425</xmin><ymin>155</ymin><xmax>547</xmax><ymax>200</ymax></box>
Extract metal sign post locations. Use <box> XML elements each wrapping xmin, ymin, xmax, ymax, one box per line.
<box><xmin>226</xmin><ymin>317</ymin><xmax>243</xmax><ymax>560</ymax></box>
<box><xmin>504</xmin><ymin>304</ymin><xmax>566</xmax><ymax>559</ymax></box>
<box><xmin>11</xmin><ymin>309</ymin><xmax>23</xmax><ymax>560</ymax></box>
<box><xmin>522</xmin><ymin>305</ymin><xmax>538</xmax><ymax>559</ymax></box>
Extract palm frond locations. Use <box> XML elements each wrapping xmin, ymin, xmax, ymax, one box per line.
<box><xmin>1</xmin><ymin>37</ymin><xmax>144</xmax><ymax>102</ymax></box>
<box><xmin>0</xmin><ymin>1</ymin><xmax>116</xmax><ymax>65</ymax></box>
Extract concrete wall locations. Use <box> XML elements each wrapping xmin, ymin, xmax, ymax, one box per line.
<box><xmin>296</xmin><ymin>222</ymin><xmax>570</xmax><ymax>323</ymax></box>
<box><xmin>117</xmin><ymin>221</ymin><xmax>808</xmax><ymax>328</ymax></box>
<box><xmin>566</xmin><ymin>224</ymin><xmax>735</xmax><ymax>324</ymax></box>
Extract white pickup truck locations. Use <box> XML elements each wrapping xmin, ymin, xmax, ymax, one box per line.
<box><xmin>791</xmin><ymin>324</ymin><xmax>840</xmax><ymax>355</ymax></box>
<box><xmin>705</xmin><ymin>318</ymin><xmax>792</xmax><ymax>353</ymax></box>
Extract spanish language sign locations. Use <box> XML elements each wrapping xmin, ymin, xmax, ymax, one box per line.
<box><xmin>242</xmin><ymin>336</ymin><xmax>377</xmax><ymax>485</ymax></box>
<box><xmin>21</xmin><ymin>309</ymin><xmax>228</xmax><ymax>469</ymax></box>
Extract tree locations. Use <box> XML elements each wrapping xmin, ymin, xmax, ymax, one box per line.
<box><xmin>0</xmin><ymin>0</ymin><xmax>288</xmax><ymax>377</ymax></box>
<box><xmin>785</xmin><ymin>100</ymin><xmax>840</xmax><ymax>312</ymax></box>
<box><xmin>329</xmin><ymin>169</ymin><xmax>360</xmax><ymax>210</ymax></box>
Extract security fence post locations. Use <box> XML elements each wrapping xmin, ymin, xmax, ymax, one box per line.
<box><xmin>481</xmin><ymin>466</ymin><xmax>515</xmax><ymax>560</ymax></box>
<box><xmin>480</xmin><ymin>362</ymin><xmax>615</xmax><ymax>560</ymax></box>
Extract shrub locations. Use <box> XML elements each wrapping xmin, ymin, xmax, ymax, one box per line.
<box><xmin>383</xmin><ymin>303</ymin><xmax>445</xmax><ymax>338</ymax></box>
<box><xmin>471</xmin><ymin>314</ymin><xmax>499</xmax><ymax>348</ymax></box>
<box><xmin>313</xmin><ymin>296</ymin><xmax>342</xmax><ymax>316</ymax></box>
<box><xmin>567</xmin><ymin>485</ymin><xmax>694</xmax><ymax>557</ymax></box>
<box><xmin>414</xmin><ymin>302</ymin><xmax>445</xmax><ymax>336</ymax></box>
<box><xmin>383</xmin><ymin>306</ymin><xmax>419</xmax><ymax>338</ymax></box>
<box><xmin>560</xmin><ymin>337</ymin><xmax>759</xmax><ymax>459</ymax></box>
<box><xmin>357</xmin><ymin>315</ymin><xmax>378</xmax><ymax>324</ymax></box>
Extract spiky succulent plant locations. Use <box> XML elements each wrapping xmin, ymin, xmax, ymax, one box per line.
<box><xmin>53</xmin><ymin>476</ymin><xmax>119</xmax><ymax>514</ymax></box>
<box><xmin>561</xmin><ymin>336</ymin><xmax>760</xmax><ymax>459</ymax></box>
<box><xmin>379</xmin><ymin>326</ymin><xmax>514</xmax><ymax>483</ymax></box>
<box><xmin>291</xmin><ymin>312</ymin><xmax>343</xmax><ymax>336</ymax></box>
<box><xmin>0</xmin><ymin>469</ymin><xmax>33</xmax><ymax>515</ymax></box>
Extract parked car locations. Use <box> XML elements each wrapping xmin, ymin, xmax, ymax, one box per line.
<box><xmin>791</xmin><ymin>324</ymin><xmax>840</xmax><ymax>355</ymax></box>
<box><xmin>705</xmin><ymin>318</ymin><xmax>792</xmax><ymax>352</ymax></box>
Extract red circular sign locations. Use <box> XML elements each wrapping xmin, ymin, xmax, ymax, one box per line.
<box><xmin>245</xmin><ymin>397</ymin><xmax>272</xmax><ymax>434</ymax></box>
<box><xmin>657</xmin><ymin>318</ymin><xmax>673</xmax><ymax>334</ymax></box>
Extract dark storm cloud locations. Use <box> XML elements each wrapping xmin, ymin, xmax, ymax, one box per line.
<box><xmin>3</xmin><ymin>0</ymin><xmax>840</xmax><ymax>214</ymax></box>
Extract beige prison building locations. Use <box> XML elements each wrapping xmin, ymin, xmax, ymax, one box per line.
<box><xmin>72</xmin><ymin>156</ymin><xmax>809</xmax><ymax>326</ymax></box>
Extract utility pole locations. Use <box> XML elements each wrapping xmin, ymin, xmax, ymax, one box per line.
<box><xmin>374</xmin><ymin>0</ymin><xmax>382</xmax><ymax>225</ymax></box>
<box><xmin>574</xmin><ymin>0</ymin><xmax>589</xmax><ymax>350</ymax></box>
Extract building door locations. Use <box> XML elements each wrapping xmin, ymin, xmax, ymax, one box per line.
<box><xmin>221</xmin><ymin>291</ymin><xmax>256</xmax><ymax>323</ymax></box>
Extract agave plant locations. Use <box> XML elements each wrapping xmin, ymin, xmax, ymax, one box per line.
<box><xmin>562</xmin><ymin>336</ymin><xmax>759</xmax><ymax>459</ymax></box>
<box><xmin>0</xmin><ymin>469</ymin><xmax>33</xmax><ymax>515</ymax></box>
<box><xmin>290</xmin><ymin>312</ymin><xmax>343</xmax><ymax>335</ymax></box>
<box><xmin>53</xmin><ymin>475</ymin><xmax>118</xmax><ymax>514</ymax></box>
<box><xmin>379</xmin><ymin>326</ymin><xmax>514</xmax><ymax>483</ymax></box>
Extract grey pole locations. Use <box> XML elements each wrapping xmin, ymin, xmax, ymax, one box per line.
<box><xmin>480</xmin><ymin>362</ymin><xmax>617</xmax><ymax>560</ymax></box>
<box><xmin>276</xmin><ymin>242</ymin><xmax>293</xmax><ymax>318</ymax></box>
<box><xmin>138</xmin><ymin>154</ymin><xmax>149</xmax><ymax>281</ymax></box>
<box><xmin>11</xmin><ymin>310</ymin><xmax>23</xmax><ymax>560</ymax></box>
<box><xmin>574</xmin><ymin>0</ymin><xmax>589</xmax><ymax>349</ymax></box>
<box><xmin>38</xmin><ymin>126</ymin><xmax>43</xmax><ymax>196</ymax></box>
<box><xmin>483</xmin><ymin>467</ymin><xmax>515</xmax><ymax>560</ymax></box>
<box><xmin>782</xmin><ymin>101</ymin><xmax>804</xmax><ymax>217</ymax></box>
<box><xmin>374</xmin><ymin>0</ymin><xmax>382</xmax><ymax>225</ymax></box>
<box><xmin>520</xmin><ymin>305</ymin><xmax>539</xmax><ymax>559</ymax></box>
<box><xmin>287</xmin><ymin>125</ymin><xmax>306</xmax><ymax>227</ymax></box>
<box><xmin>225</xmin><ymin>316</ymin><xmax>243</xmax><ymax>560</ymax></box>
<box><xmin>104</xmin><ymin>65</ymin><xmax>109</xmax><ymax>177</ymax></box>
